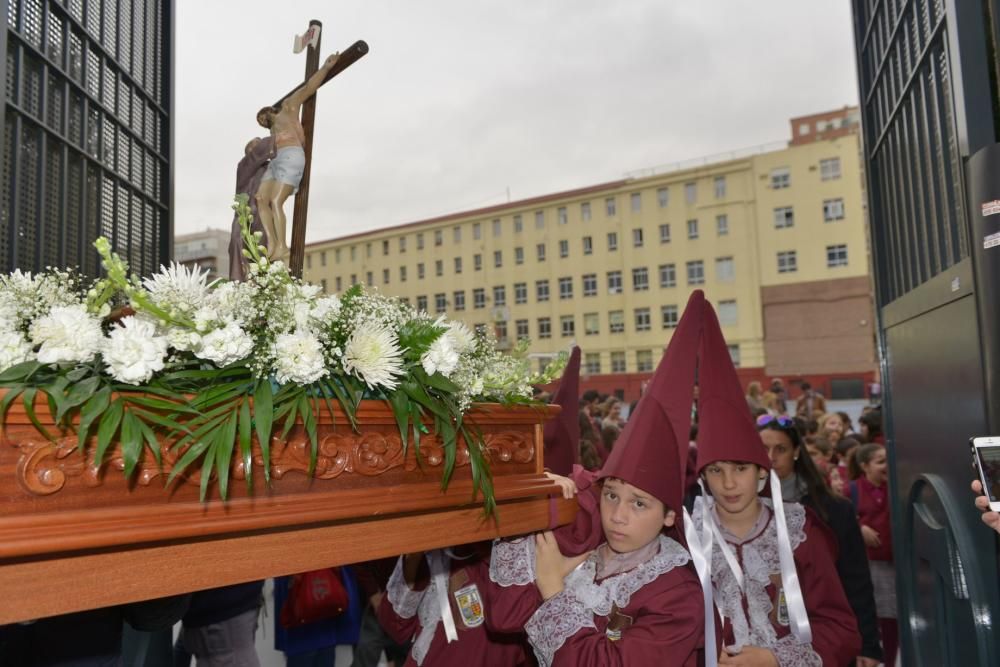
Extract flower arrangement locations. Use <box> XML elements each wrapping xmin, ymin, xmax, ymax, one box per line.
<box><xmin>0</xmin><ymin>196</ymin><xmax>565</xmax><ymax>513</ymax></box>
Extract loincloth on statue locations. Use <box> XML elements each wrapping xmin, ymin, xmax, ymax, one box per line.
<box><xmin>261</xmin><ymin>146</ymin><xmax>306</xmax><ymax>190</ymax></box>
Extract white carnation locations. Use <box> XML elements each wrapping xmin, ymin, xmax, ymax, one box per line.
<box><xmin>193</xmin><ymin>306</ymin><xmax>220</xmax><ymax>332</ymax></box>
<box><xmin>272</xmin><ymin>330</ymin><xmax>328</xmax><ymax>385</ymax></box>
<box><xmin>165</xmin><ymin>326</ymin><xmax>202</xmax><ymax>352</ymax></box>
<box><xmin>103</xmin><ymin>316</ymin><xmax>168</xmax><ymax>384</ymax></box>
<box><xmin>342</xmin><ymin>323</ymin><xmax>405</xmax><ymax>390</ymax></box>
<box><xmin>30</xmin><ymin>304</ymin><xmax>103</xmax><ymax>365</ymax></box>
<box><xmin>0</xmin><ymin>331</ymin><xmax>33</xmax><ymax>371</ymax></box>
<box><xmin>313</xmin><ymin>295</ymin><xmax>341</xmax><ymax>321</ymax></box>
<box><xmin>421</xmin><ymin>333</ymin><xmax>459</xmax><ymax>377</ymax></box>
<box><xmin>197</xmin><ymin>322</ymin><xmax>253</xmax><ymax>367</ymax></box>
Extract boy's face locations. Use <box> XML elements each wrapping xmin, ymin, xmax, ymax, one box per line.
<box><xmin>703</xmin><ymin>461</ymin><xmax>765</xmax><ymax>518</ymax></box>
<box><xmin>599</xmin><ymin>478</ymin><xmax>673</xmax><ymax>553</ymax></box>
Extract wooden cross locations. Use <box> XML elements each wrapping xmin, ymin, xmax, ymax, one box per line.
<box><xmin>272</xmin><ymin>21</ymin><xmax>369</xmax><ymax>278</ymax></box>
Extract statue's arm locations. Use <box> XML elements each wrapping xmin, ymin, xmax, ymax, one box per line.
<box><xmin>285</xmin><ymin>53</ymin><xmax>341</xmax><ymax>108</ymax></box>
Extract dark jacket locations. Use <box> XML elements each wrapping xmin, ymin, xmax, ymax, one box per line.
<box><xmin>800</xmin><ymin>492</ymin><xmax>883</xmax><ymax>663</ymax></box>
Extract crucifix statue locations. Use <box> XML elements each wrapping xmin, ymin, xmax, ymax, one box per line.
<box><xmin>238</xmin><ymin>22</ymin><xmax>368</xmax><ymax>277</ymax></box>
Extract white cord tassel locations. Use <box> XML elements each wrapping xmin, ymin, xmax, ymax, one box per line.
<box><xmin>428</xmin><ymin>551</ymin><xmax>459</xmax><ymax>643</ymax></box>
<box><xmin>769</xmin><ymin>469</ymin><xmax>813</xmax><ymax>644</ymax></box>
<box><xmin>684</xmin><ymin>502</ymin><xmax>718</xmax><ymax>667</ymax></box>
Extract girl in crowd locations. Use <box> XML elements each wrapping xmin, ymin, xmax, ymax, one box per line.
<box><xmin>689</xmin><ymin>301</ymin><xmax>860</xmax><ymax>666</ymax></box>
<box><xmin>758</xmin><ymin>416</ymin><xmax>883</xmax><ymax>666</ymax></box>
<box><xmin>818</xmin><ymin>412</ymin><xmax>847</xmax><ymax>447</ymax></box>
<box><xmin>849</xmin><ymin>444</ymin><xmax>897</xmax><ymax>666</ymax></box>
<box><xmin>858</xmin><ymin>410</ymin><xmax>884</xmax><ymax>444</ymax></box>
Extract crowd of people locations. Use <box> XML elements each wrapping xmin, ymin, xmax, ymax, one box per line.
<box><xmin>3</xmin><ymin>292</ymin><xmax>901</xmax><ymax>667</ymax></box>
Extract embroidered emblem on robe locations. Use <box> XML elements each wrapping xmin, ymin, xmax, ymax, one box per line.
<box><xmin>454</xmin><ymin>584</ymin><xmax>485</xmax><ymax>628</ymax></box>
<box><xmin>605</xmin><ymin>606</ymin><xmax>634</xmax><ymax>641</ymax></box>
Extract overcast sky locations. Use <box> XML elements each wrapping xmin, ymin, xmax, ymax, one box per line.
<box><xmin>174</xmin><ymin>1</ymin><xmax>860</xmax><ymax>243</ymax></box>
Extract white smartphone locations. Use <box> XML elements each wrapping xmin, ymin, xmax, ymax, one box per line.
<box><xmin>972</xmin><ymin>436</ymin><xmax>1000</xmax><ymax>511</ymax></box>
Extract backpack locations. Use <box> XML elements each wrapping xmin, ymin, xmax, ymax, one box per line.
<box><xmin>279</xmin><ymin>568</ymin><xmax>349</xmax><ymax>629</ymax></box>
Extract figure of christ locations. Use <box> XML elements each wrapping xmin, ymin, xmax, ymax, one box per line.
<box><xmin>255</xmin><ymin>52</ymin><xmax>340</xmax><ymax>263</ymax></box>
<box><xmin>229</xmin><ymin>136</ymin><xmax>275</xmax><ymax>281</ymax></box>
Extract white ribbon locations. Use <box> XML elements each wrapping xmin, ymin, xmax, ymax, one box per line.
<box><xmin>427</xmin><ymin>551</ymin><xmax>459</xmax><ymax>643</ymax></box>
<box><xmin>769</xmin><ymin>470</ymin><xmax>812</xmax><ymax>644</ymax></box>
<box><xmin>684</xmin><ymin>503</ymin><xmax>718</xmax><ymax>667</ymax></box>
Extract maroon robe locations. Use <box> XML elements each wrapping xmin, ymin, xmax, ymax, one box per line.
<box><xmin>229</xmin><ymin>136</ymin><xmax>276</xmax><ymax>281</ymax></box>
<box><xmin>377</xmin><ymin>550</ymin><xmax>531</xmax><ymax>666</ymax></box>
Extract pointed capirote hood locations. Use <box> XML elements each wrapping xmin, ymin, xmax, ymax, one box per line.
<box><xmin>543</xmin><ymin>346</ymin><xmax>581</xmax><ymax>476</ymax></box>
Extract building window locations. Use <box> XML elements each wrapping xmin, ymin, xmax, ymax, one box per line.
<box><xmin>823</xmin><ymin>198</ymin><xmax>845</xmax><ymax>222</ymax></box>
<box><xmin>607</xmin><ymin>232</ymin><xmax>618</xmax><ymax>251</ymax></box>
<box><xmin>435</xmin><ymin>260</ymin><xmax>443</xmax><ymax>277</ymax></box>
<box><xmin>350</xmin><ymin>273</ymin><xmax>357</xmax><ymax>285</ymax></box>
<box><xmin>366</xmin><ymin>271</ymin><xmax>373</xmax><ymax>286</ymax></box>
<box><xmin>474</xmin><ymin>254</ymin><xmax>482</xmax><ymax>271</ymax></box>
<box><xmin>632</xmin><ymin>228</ymin><xmax>644</xmax><ymax>247</ymax></box>
<box><xmin>416</xmin><ymin>295</ymin><xmax>428</xmax><ymax>311</ymax></box>
<box><xmin>366</xmin><ymin>244</ymin><xmax>372</xmax><ymax>258</ymax></box>
<box><xmin>333</xmin><ymin>249</ymin><xmax>339</xmax><ymax>263</ymax></box>
<box><xmin>773</xmin><ymin>207</ymin><xmax>794</xmax><ymax>229</ymax></box>
<box><xmin>493</xmin><ymin>285</ymin><xmax>506</xmax><ymax>306</ymax></box>
<box><xmin>585</xmin><ymin>353</ymin><xmax>601</xmax><ymax>374</ymax></box>
<box><xmin>607</xmin><ymin>270</ymin><xmax>623</xmax><ymax>294</ymax></box>
<box><xmin>559</xmin><ymin>276</ymin><xmax>573</xmax><ymax>300</ymax></box>
<box><xmin>635</xmin><ymin>307</ymin><xmax>651</xmax><ymax>332</ymax></box>
<box><xmin>777</xmin><ymin>250</ymin><xmax>798</xmax><ymax>273</ymax></box>
<box><xmin>306</xmin><ymin>254</ymin><xmax>312</xmax><ymax>270</ymax></box>
<box><xmin>472</xmin><ymin>222</ymin><xmax>481</xmax><ymax>240</ymax></box>
<box><xmin>606</xmin><ymin>197</ymin><xmax>617</xmax><ymax>217</ymax></box>
<box><xmin>383</xmin><ymin>240</ymin><xmax>390</xmax><ymax>256</ymax></box>
<box><xmin>435</xmin><ymin>293</ymin><xmax>447</xmax><ymax>314</ymax></box>
<box><xmin>400</xmin><ymin>297</ymin><xmax>411</xmax><ymax>307</ymax></box>
<box><xmin>609</xmin><ymin>310</ymin><xmax>625</xmax><ymax>334</ymax></box>
<box><xmin>582</xmin><ymin>273</ymin><xmax>597</xmax><ymax>297</ymax></box>
<box><xmin>636</xmin><ymin>349</ymin><xmax>654</xmax><ymax>372</ymax></box>
<box><xmin>493</xmin><ymin>218</ymin><xmax>502</xmax><ymax>236</ymax></box>
<box><xmin>611</xmin><ymin>351</ymin><xmax>627</xmax><ymax>373</ymax></box>
<box><xmin>535</xmin><ymin>210</ymin><xmax>545</xmax><ymax>229</ymax></box>
<box><xmin>558</xmin><ymin>207</ymin><xmax>568</xmax><ymax>225</ymax></box>
<box><xmin>716</xmin><ymin>214</ymin><xmax>729</xmax><ymax>236</ymax></box>
<box><xmin>659</xmin><ymin>263</ymin><xmax>676</xmax><ymax>288</ymax></box>
<box><xmin>661</xmin><ymin>305</ymin><xmax>678</xmax><ymax>329</ymax></box>
<box><xmin>584</xmin><ymin>312</ymin><xmax>599</xmax><ymax>336</ymax></box>
<box><xmin>494</xmin><ymin>250</ymin><xmax>502</xmax><ymax>268</ymax></box>
<box><xmin>515</xmin><ymin>247</ymin><xmax>524</xmax><ymax>264</ymax></box>
<box><xmin>453</xmin><ymin>291</ymin><xmax>465</xmax><ymax>311</ymax></box>
<box><xmin>516</xmin><ymin>319</ymin><xmax>529</xmax><ymax>341</ymax></box>
<box><xmin>350</xmin><ymin>246</ymin><xmax>357</xmax><ymax>261</ymax></box>
<box><xmin>454</xmin><ymin>226</ymin><xmax>462</xmax><ymax>243</ymax></box>
<box><xmin>728</xmin><ymin>344</ymin><xmax>741</xmax><ymax>367</ymax></box>
<box><xmin>336</xmin><ymin>276</ymin><xmax>343</xmax><ymax>292</ymax></box>
<box><xmin>581</xmin><ymin>202</ymin><xmax>592</xmax><ymax>221</ymax></box>
<box><xmin>820</xmin><ymin>157</ymin><xmax>841</xmax><ymax>180</ymax></box>
<box><xmin>322</xmin><ymin>251</ymin><xmax>329</xmax><ymax>266</ymax></box>
<box><xmin>473</xmin><ymin>288</ymin><xmax>486</xmax><ymax>309</ymax></box>
<box><xmin>582</xmin><ymin>236</ymin><xmax>593</xmax><ymax>255</ymax></box>
<box><xmin>320</xmin><ymin>278</ymin><xmax>326</xmax><ymax>292</ymax></box>
<box><xmin>537</xmin><ymin>243</ymin><xmax>546</xmax><ymax>262</ymax></box>
<box><xmin>687</xmin><ymin>219</ymin><xmax>699</xmax><ymax>239</ymax></box>
<box><xmin>454</xmin><ymin>257</ymin><xmax>462</xmax><ymax>273</ymax></box>
<box><xmin>631</xmin><ymin>192</ymin><xmax>642</xmax><ymax>212</ymax></box>
<box><xmin>771</xmin><ymin>167</ymin><xmax>791</xmax><ymax>189</ymax></box>
<box><xmin>559</xmin><ymin>239</ymin><xmax>569</xmax><ymax>258</ymax></box>
<box><xmin>718</xmin><ymin>299</ymin><xmax>738</xmax><ymax>325</ymax></box>
<box><xmin>416</xmin><ymin>233</ymin><xmax>424</xmax><ymax>250</ymax></box>
<box><xmin>685</xmin><ymin>182</ymin><xmax>697</xmax><ymax>204</ymax></box>
<box><xmin>495</xmin><ymin>320</ymin><xmax>508</xmax><ymax>343</ymax></box>
<box><xmin>400</xmin><ymin>266</ymin><xmax>407</xmax><ymax>282</ymax></box>
<box><xmin>399</xmin><ymin>237</ymin><xmax>406</xmax><ymax>253</ymax></box>
<box><xmin>714</xmin><ymin>176</ymin><xmax>726</xmax><ymax>199</ymax></box>
<box><xmin>514</xmin><ymin>214</ymin><xmax>523</xmax><ymax>233</ymax></box>
<box><xmin>536</xmin><ymin>279</ymin><xmax>550</xmax><ymax>302</ymax></box>
<box><xmin>632</xmin><ymin>267</ymin><xmax>649</xmax><ymax>291</ymax></box>
<box><xmin>657</xmin><ymin>187</ymin><xmax>669</xmax><ymax>208</ymax></box>
<box><xmin>827</xmin><ymin>244</ymin><xmax>849</xmax><ymax>267</ymax></box>
<box><xmin>434</xmin><ymin>230</ymin><xmax>442</xmax><ymax>246</ymax></box>
<box><xmin>687</xmin><ymin>260</ymin><xmax>705</xmax><ymax>285</ymax></box>
<box><xmin>716</xmin><ymin>256</ymin><xmax>735</xmax><ymax>282</ymax></box>
<box><xmin>659</xmin><ymin>224</ymin><xmax>671</xmax><ymax>243</ymax></box>
<box><xmin>383</xmin><ymin>268</ymin><xmax>390</xmax><ymax>284</ymax></box>
<box><xmin>538</xmin><ymin>317</ymin><xmax>551</xmax><ymax>339</ymax></box>
<box><xmin>559</xmin><ymin>315</ymin><xmax>576</xmax><ymax>338</ymax></box>
<box><xmin>514</xmin><ymin>282</ymin><xmax>527</xmax><ymax>304</ymax></box>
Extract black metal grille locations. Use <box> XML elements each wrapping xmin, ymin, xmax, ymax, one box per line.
<box><xmin>1</xmin><ymin>0</ymin><xmax>171</xmax><ymax>277</ymax></box>
<box><xmin>853</xmin><ymin>0</ymin><xmax>967</xmax><ymax>304</ymax></box>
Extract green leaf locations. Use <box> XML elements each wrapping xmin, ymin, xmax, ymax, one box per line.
<box><xmin>388</xmin><ymin>390</ymin><xmax>410</xmax><ymax>455</ymax></box>
<box><xmin>94</xmin><ymin>398</ymin><xmax>124</xmax><ymax>466</ymax></box>
<box><xmin>21</xmin><ymin>388</ymin><xmax>55</xmax><ymax>441</ymax></box>
<box><xmin>238</xmin><ymin>399</ymin><xmax>253</xmax><ymax>491</ymax></box>
<box><xmin>324</xmin><ymin>379</ymin><xmax>359</xmax><ymax>431</ymax></box>
<box><xmin>169</xmin><ymin>412</ymin><xmax>231</xmax><ymax>452</ymax></box>
<box><xmin>300</xmin><ymin>393</ymin><xmax>318</xmax><ymax>476</ymax></box>
<box><xmin>134</xmin><ymin>416</ymin><xmax>162</xmax><ymax>468</ymax></box>
<box><xmin>0</xmin><ymin>360</ymin><xmax>42</xmax><ymax>383</ymax></box>
<box><xmin>253</xmin><ymin>381</ymin><xmax>273</xmax><ymax>485</ymax></box>
<box><xmin>60</xmin><ymin>376</ymin><xmax>101</xmax><ymax>420</ymax></box>
<box><xmin>166</xmin><ymin>438</ymin><xmax>211</xmax><ymax>488</ymax></box>
<box><xmin>0</xmin><ymin>387</ymin><xmax>24</xmax><ymax>429</ymax></box>
<box><xmin>129</xmin><ymin>407</ymin><xmax>190</xmax><ymax>435</ymax></box>
<box><xmin>215</xmin><ymin>410</ymin><xmax>238</xmax><ymax>500</ymax></box>
<box><xmin>401</xmin><ymin>380</ymin><xmax>450</xmax><ymax>421</ymax></box>
<box><xmin>280</xmin><ymin>395</ymin><xmax>300</xmax><ymax>440</ymax></box>
<box><xmin>65</xmin><ymin>366</ymin><xmax>90</xmax><ymax>383</ymax></box>
<box><xmin>77</xmin><ymin>386</ymin><xmax>111</xmax><ymax>451</ymax></box>
<box><xmin>124</xmin><ymin>395</ymin><xmax>199</xmax><ymax>414</ymax></box>
<box><xmin>120</xmin><ymin>409</ymin><xmax>142</xmax><ymax>478</ymax></box>
<box><xmin>199</xmin><ymin>435</ymin><xmax>218</xmax><ymax>502</ymax></box>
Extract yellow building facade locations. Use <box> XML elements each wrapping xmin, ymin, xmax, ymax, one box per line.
<box><xmin>303</xmin><ymin>115</ymin><xmax>870</xmax><ymax>398</ymax></box>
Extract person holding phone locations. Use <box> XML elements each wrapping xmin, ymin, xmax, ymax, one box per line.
<box><xmin>970</xmin><ymin>436</ymin><xmax>1000</xmax><ymax>532</ymax></box>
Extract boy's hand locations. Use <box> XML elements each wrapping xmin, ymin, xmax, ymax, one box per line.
<box><xmin>534</xmin><ymin>531</ymin><xmax>591</xmax><ymax>600</ymax></box>
<box><xmin>544</xmin><ymin>472</ymin><xmax>577</xmax><ymax>499</ymax></box>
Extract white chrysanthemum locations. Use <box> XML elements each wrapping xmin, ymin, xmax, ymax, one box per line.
<box><xmin>197</xmin><ymin>322</ymin><xmax>253</xmax><ymax>367</ymax></box>
<box><xmin>103</xmin><ymin>316</ymin><xmax>168</xmax><ymax>384</ymax></box>
<box><xmin>342</xmin><ymin>323</ymin><xmax>405</xmax><ymax>390</ymax></box>
<box><xmin>142</xmin><ymin>262</ymin><xmax>213</xmax><ymax>316</ymax></box>
<box><xmin>30</xmin><ymin>304</ymin><xmax>103</xmax><ymax>365</ymax></box>
<box><xmin>272</xmin><ymin>330</ymin><xmax>328</xmax><ymax>385</ymax></box>
<box><xmin>421</xmin><ymin>333</ymin><xmax>460</xmax><ymax>378</ymax></box>
<box><xmin>0</xmin><ymin>331</ymin><xmax>33</xmax><ymax>371</ymax></box>
<box><xmin>446</xmin><ymin>320</ymin><xmax>475</xmax><ymax>353</ymax></box>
